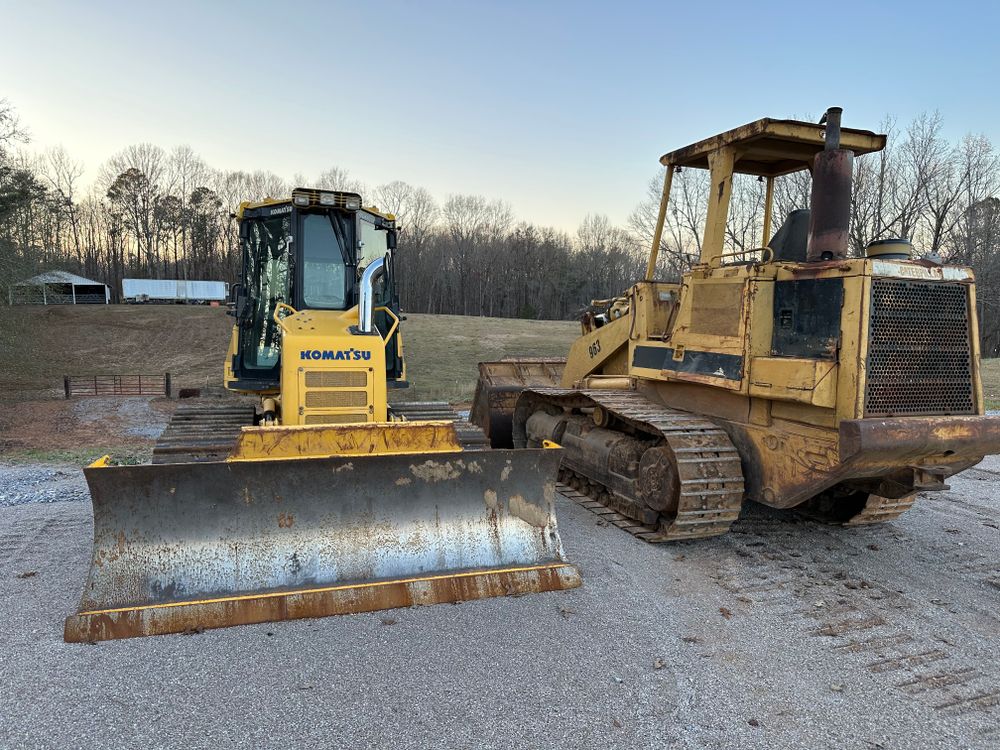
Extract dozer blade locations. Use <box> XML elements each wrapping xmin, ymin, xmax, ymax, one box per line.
<box><xmin>65</xmin><ymin>447</ymin><xmax>579</xmax><ymax>642</ymax></box>
<box><xmin>471</xmin><ymin>359</ymin><xmax>566</xmax><ymax>448</ymax></box>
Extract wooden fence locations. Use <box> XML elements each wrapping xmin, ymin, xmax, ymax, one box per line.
<box><xmin>64</xmin><ymin>373</ymin><xmax>172</xmax><ymax>398</ymax></box>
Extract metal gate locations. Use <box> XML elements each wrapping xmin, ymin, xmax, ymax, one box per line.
<box><xmin>64</xmin><ymin>373</ymin><xmax>171</xmax><ymax>398</ymax></box>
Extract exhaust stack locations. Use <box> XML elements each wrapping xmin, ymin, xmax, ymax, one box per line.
<box><xmin>358</xmin><ymin>257</ymin><xmax>385</xmax><ymax>333</ymax></box>
<box><xmin>806</xmin><ymin>107</ymin><xmax>854</xmax><ymax>262</ymax></box>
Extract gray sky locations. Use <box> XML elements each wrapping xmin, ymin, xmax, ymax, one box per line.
<box><xmin>2</xmin><ymin>0</ymin><xmax>996</xmax><ymax>230</ymax></box>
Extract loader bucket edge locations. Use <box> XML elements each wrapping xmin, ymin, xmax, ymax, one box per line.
<box><xmin>471</xmin><ymin>359</ymin><xmax>566</xmax><ymax>448</ymax></box>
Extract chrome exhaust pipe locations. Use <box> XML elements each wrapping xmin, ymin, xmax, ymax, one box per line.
<box><xmin>358</xmin><ymin>257</ymin><xmax>385</xmax><ymax>333</ymax></box>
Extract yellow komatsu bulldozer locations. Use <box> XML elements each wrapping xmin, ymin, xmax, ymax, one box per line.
<box><xmin>65</xmin><ymin>188</ymin><xmax>579</xmax><ymax>643</ymax></box>
<box><xmin>473</xmin><ymin>107</ymin><xmax>1000</xmax><ymax>541</ymax></box>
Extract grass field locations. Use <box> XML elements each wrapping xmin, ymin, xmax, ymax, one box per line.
<box><xmin>0</xmin><ymin>305</ymin><xmax>578</xmax><ymax>462</ymax></box>
<box><xmin>396</xmin><ymin>313</ymin><xmax>576</xmax><ymax>403</ymax></box>
<box><xmin>980</xmin><ymin>359</ymin><xmax>1000</xmax><ymax>409</ymax></box>
<box><xmin>0</xmin><ymin>305</ymin><xmax>578</xmax><ymax>403</ymax></box>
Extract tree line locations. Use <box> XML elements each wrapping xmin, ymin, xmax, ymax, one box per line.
<box><xmin>0</xmin><ymin>98</ymin><xmax>648</xmax><ymax>320</ymax></box>
<box><xmin>3</xmin><ymin>99</ymin><xmax>1000</xmax><ymax>347</ymax></box>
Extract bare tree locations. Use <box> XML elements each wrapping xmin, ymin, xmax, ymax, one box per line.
<box><xmin>167</xmin><ymin>146</ymin><xmax>209</xmax><ymax>276</ymax></box>
<box><xmin>41</xmin><ymin>146</ymin><xmax>85</xmax><ymax>264</ymax></box>
<box><xmin>725</xmin><ymin>174</ymin><xmax>766</xmax><ymax>259</ymax></box>
<box><xmin>316</xmin><ymin>165</ymin><xmax>365</xmax><ymax>194</ymax></box>
<box><xmin>627</xmin><ymin>168</ymin><xmax>707</xmax><ymax>279</ymax></box>
<box><xmin>0</xmin><ymin>99</ymin><xmax>27</xmax><ymax>159</ymax></box>
<box><xmin>100</xmin><ymin>144</ymin><xmax>167</xmax><ymax>273</ymax></box>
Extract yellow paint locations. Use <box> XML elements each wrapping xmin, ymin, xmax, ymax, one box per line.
<box><xmin>561</xmin><ymin>312</ymin><xmax>631</xmax><ymax>387</ymax></box>
<box><xmin>659</xmin><ymin>117</ymin><xmax>886</xmax><ymax>174</ymax></box>
<box><xmin>701</xmin><ymin>146</ymin><xmax>736</xmax><ymax>265</ymax></box>
<box><xmin>761</xmin><ymin>175</ymin><xmax>774</xmax><ymax>247</ymax></box>
<box><xmin>225</xmin><ymin>303</ymin><xmax>392</xmax><ymax>425</ymax></box>
<box><xmin>224</xmin><ymin>197</ymin><xmax>407</xmax><ymax>430</ymax></box>
<box><xmin>645</xmin><ymin>165</ymin><xmax>674</xmax><ymax>280</ymax></box>
<box><xmin>749</xmin><ymin>357</ymin><xmax>838</xmax><ymax>408</ymax></box>
<box><xmin>373</xmin><ymin>305</ymin><xmax>400</xmax><ymax>344</ymax></box>
<box><xmin>235</xmin><ymin>196</ymin><xmax>287</xmax><ymax>220</ymax></box>
<box><xmin>228</xmin><ymin>421</ymin><xmax>466</xmax><ymax>461</ymax></box>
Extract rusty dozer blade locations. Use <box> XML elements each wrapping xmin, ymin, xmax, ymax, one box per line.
<box><xmin>65</xmin><ymin>445</ymin><xmax>579</xmax><ymax>642</ymax></box>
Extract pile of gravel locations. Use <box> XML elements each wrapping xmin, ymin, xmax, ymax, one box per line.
<box><xmin>0</xmin><ymin>465</ymin><xmax>89</xmax><ymax>507</ymax></box>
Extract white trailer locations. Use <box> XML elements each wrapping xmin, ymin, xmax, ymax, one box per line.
<box><xmin>180</xmin><ymin>280</ymin><xmax>228</xmax><ymax>303</ymax></box>
<box><xmin>122</xmin><ymin>279</ymin><xmax>229</xmax><ymax>304</ymax></box>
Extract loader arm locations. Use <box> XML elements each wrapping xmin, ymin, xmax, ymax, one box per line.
<box><xmin>560</xmin><ymin>311</ymin><xmax>631</xmax><ymax>387</ymax></box>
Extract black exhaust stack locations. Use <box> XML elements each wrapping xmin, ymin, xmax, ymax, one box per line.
<box><xmin>806</xmin><ymin>107</ymin><xmax>854</xmax><ymax>262</ymax></box>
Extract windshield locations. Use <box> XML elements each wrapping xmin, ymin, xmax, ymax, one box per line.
<box><xmin>359</xmin><ymin>214</ymin><xmax>388</xmax><ymax>269</ymax></box>
<box><xmin>242</xmin><ymin>214</ymin><xmax>290</xmax><ymax>370</ymax></box>
<box><xmin>302</xmin><ymin>212</ymin><xmax>351</xmax><ymax>309</ymax></box>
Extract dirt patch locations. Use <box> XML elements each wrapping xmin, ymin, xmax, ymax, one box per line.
<box><xmin>0</xmin><ymin>397</ymin><xmax>175</xmax><ymax>464</ymax></box>
<box><xmin>70</xmin><ymin>397</ymin><xmax>173</xmax><ymax>439</ymax></box>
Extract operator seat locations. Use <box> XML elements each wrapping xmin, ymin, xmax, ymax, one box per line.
<box><xmin>768</xmin><ymin>209</ymin><xmax>810</xmax><ymax>262</ymax></box>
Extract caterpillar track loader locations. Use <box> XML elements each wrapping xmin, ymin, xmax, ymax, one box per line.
<box><xmin>65</xmin><ymin>188</ymin><xmax>579</xmax><ymax>643</ymax></box>
<box><xmin>473</xmin><ymin>107</ymin><xmax>1000</xmax><ymax>542</ymax></box>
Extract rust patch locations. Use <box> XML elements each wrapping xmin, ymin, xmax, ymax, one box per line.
<box><xmin>277</xmin><ymin>513</ymin><xmax>294</xmax><ymax>528</ymax></box>
<box><xmin>409</xmin><ymin>460</ymin><xmax>461</xmax><ymax>482</ymax></box>
<box><xmin>509</xmin><ymin>493</ymin><xmax>550</xmax><ymax>528</ymax></box>
<box><xmin>484</xmin><ymin>489</ymin><xmax>499</xmax><ymax>510</ymax></box>
<box><xmin>64</xmin><ymin>564</ymin><xmax>582</xmax><ymax>643</ymax></box>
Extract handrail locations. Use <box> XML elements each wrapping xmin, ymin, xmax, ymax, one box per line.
<box><xmin>372</xmin><ymin>305</ymin><xmax>400</xmax><ymax>346</ymax></box>
<box><xmin>707</xmin><ymin>246</ymin><xmax>774</xmax><ymax>268</ymax></box>
<box><xmin>271</xmin><ymin>300</ymin><xmax>398</xmax><ymax>347</ymax></box>
<box><xmin>271</xmin><ymin>302</ymin><xmax>298</xmax><ymax>332</ymax></box>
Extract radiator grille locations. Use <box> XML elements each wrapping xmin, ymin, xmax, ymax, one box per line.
<box><xmin>304</xmin><ymin>391</ymin><xmax>368</xmax><ymax>408</ymax></box>
<box><xmin>304</xmin><ymin>370</ymin><xmax>368</xmax><ymax>388</ymax></box>
<box><xmin>865</xmin><ymin>279</ymin><xmax>974</xmax><ymax>416</ymax></box>
<box><xmin>304</xmin><ymin>413</ymin><xmax>368</xmax><ymax>425</ymax></box>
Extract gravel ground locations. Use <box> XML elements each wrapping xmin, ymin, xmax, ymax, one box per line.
<box><xmin>0</xmin><ymin>465</ymin><xmax>89</xmax><ymax>506</ymax></box>
<box><xmin>71</xmin><ymin>397</ymin><xmax>172</xmax><ymax>439</ymax></box>
<box><xmin>1</xmin><ymin>459</ymin><xmax>999</xmax><ymax>749</ymax></box>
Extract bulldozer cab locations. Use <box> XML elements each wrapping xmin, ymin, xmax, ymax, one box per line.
<box><xmin>230</xmin><ymin>188</ymin><xmax>404</xmax><ymax>393</ymax></box>
<box><xmin>646</xmin><ymin>112</ymin><xmax>886</xmax><ymax>275</ymax></box>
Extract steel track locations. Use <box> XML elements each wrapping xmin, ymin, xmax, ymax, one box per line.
<box><xmin>153</xmin><ymin>400</ymin><xmax>487</xmax><ymax>465</ymax></box>
<box><xmin>519</xmin><ymin>389</ymin><xmax>746</xmax><ymax>541</ymax></box>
